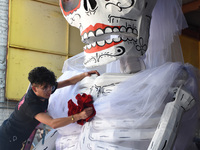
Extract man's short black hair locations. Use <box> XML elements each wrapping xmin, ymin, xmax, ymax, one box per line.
<box><xmin>28</xmin><ymin>66</ymin><xmax>56</xmax><ymax>86</ymax></box>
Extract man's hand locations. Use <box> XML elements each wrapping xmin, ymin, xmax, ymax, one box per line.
<box><xmin>78</xmin><ymin>107</ymin><xmax>94</xmax><ymax>120</ymax></box>
<box><xmin>85</xmin><ymin>70</ymin><xmax>100</xmax><ymax>77</ymax></box>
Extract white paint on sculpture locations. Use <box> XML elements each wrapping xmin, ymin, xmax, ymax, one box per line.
<box><xmin>60</xmin><ymin>0</ymin><xmax>158</xmax><ymax>67</ymax></box>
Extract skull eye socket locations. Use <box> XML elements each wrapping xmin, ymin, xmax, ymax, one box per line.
<box><xmin>60</xmin><ymin>0</ymin><xmax>80</xmax><ymax>14</ymax></box>
<box><xmin>84</xmin><ymin>0</ymin><xmax>97</xmax><ymax>11</ymax></box>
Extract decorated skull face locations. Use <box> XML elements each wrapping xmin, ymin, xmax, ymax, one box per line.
<box><xmin>60</xmin><ymin>0</ymin><xmax>158</xmax><ymax>68</ymax></box>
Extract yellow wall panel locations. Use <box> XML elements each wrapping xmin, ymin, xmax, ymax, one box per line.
<box><xmin>180</xmin><ymin>35</ymin><xmax>200</xmax><ymax>69</ymax></box>
<box><xmin>33</xmin><ymin>0</ymin><xmax>59</xmax><ymax>6</ymax></box>
<box><xmin>6</xmin><ymin>47</ymin><xmax>65</xmax><ymax>100</ymax></box>
<box><xmin>6</xmin><ymin>0</ymin><xmax>69</xmax><ymax>101</ymax></box>
<box><xmin>68</xmin><ymin>26</ymin><xmax>85</xmax><ymax>57</ymax></box>
<box><xmin>9</xmin><ymin>0</ymin><xmax>68</xmax><ymax>55</ymax></box>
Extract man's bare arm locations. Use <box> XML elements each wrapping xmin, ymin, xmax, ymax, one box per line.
<box><xmin>57</xmin><ymin>70</ymin><xmax>100</xmax><ymax>89</ymax></box>
<box><xmin>35</xmin><ymin>107</ymin><xmax>93</xmax><ymax>129</ymax></box>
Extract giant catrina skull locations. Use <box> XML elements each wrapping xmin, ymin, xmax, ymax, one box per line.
<box><xmin>60</xmin><ymin>0</ymin><xmax>158</xmax><ymax>68</ymax></box>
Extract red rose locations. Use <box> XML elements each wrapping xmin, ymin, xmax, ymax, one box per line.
<box><xmin>68</xmin><ymin>99</ymin><xmax>81</xmax><ymax>116</ymax></box>
<box><xmin>68</xmin><ymin>93</ymin><xmax>96</xmax><ymax>125</ymax></box>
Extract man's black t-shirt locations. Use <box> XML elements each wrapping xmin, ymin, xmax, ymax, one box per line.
<box><xmin>0</xmin><ymin>83</ymin><xmax>57</xmax><ymax>149</ymax></box>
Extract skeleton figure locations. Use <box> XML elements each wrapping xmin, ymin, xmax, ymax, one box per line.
<box><xmin>46</xmin><ymin>0</ymin><xmax>199</xmax><ymax>150</ymax></box>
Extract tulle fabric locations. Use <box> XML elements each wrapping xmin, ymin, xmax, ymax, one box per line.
<box><xmin>49</xmin><ymin>63</ymin><xmax>199</xmax><ymax>150</ymax></box>
<box><xmin>94</xmin><ymin>63</ymin><xmax>199</xmax><ymax>150</ymax></box>
<box><xmin>48</xmin><ymin>0</ymin><xmax>199</xmax><ymax>149</ymax></box>
<box><xmin>143</xmin><ymin>0</ymin><xmax>187</xmax><ymax>68</ymax></box>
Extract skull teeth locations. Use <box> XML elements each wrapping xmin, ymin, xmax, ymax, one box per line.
<box><xmin>96</xmin><ymin>28</ymin><xmax>104</xmax><ymax>36</ymax></box>
<box><xmin>82</xmin><ymin>26</ymin><xmax>137</xmax><ymax>44</ymax></box>
<box><xmin>105</xmin><ymin>27</ymin><xmax>112</xmax><ymax>34</ymax></box>
<box><xmin>88</xmin><ymin>31</ymin><xmax>95</xmax><ymax>38</ymax></box>
<box><xmin>122</xmin><ymin>36</ymin><xmax>127</xmax><ymax>41</ymax></box>
<box><xmin>92</xmin><ymin>42</ymin><xmax>96</xmax><ymax>47</ymax></box>
<box><xmin>83</xmin><ymin>33</ymin><xmax>88</xmax><ymax>39</ymax></box>
<box><xmin>82</xmin><ymin>25</ymin><xmax>138</xmax><ymax>51</ymax></box>
<box><xmin>127</xmin><ymin>27</ymin><xmax>133</xmax><ymax>33</ymax></box>
<box><xmin>83</xmin><ymin>37</ymin><xmax>123</xmax><ymax>51</ymax></box>
<box><xmin>97</xmin><ymin>40</ymin><xmax>106</xmax><ymax>46</ymax></box>
<box><xmin>113</xmin><ymin>27</ymin><xmax>119</xmax><ymax>33</ymax></box>
<box><xmin>113</xmin><ymin>37</ymin><xmax>121</xmax><ymax>42</ymax></box>
<box><xmin>106</xmin><ymin>38</ymin><xmax>112</xmax><ymax>44</ymax></box>
<box><xmin>87</xmin><ymin>43</ymin><xmax>92</xmax><ymax>49</ymax></box>
<box><xmin>120</xmin><ymin>26</ymin><xmax>126</xmax><ymax>32</ymax></box>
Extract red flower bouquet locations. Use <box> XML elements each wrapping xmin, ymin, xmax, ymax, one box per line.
<box><xmin>68</xmin><ymin>93</ymin><xmax>96</xmax><ymax>125</ymax></box>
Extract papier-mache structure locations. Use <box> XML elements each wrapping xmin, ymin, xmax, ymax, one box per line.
<box><xmin>40</xmin><ymin>0</ymin><xmax>200</xmax><ymax>149</ymax></box>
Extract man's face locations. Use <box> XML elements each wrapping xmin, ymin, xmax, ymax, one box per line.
<box><xmin>32</xmin><ymin>84</ymin><xmax>52</xmax><ymax>99</ymax></box>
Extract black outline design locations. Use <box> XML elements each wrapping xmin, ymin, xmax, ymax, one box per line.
<box><xmin>136</xmin><ymin>37</ymin><xmax>147</xmax><ymax>55</ymax></box>
<box><xmin>86</xmin><ymin>6</ymin><xmax>98</xmax><ymax>16</ymax></box>
<box><xmin>105</xmin><ymin>0</ymin><xmax>135</xmax><ymax>12</ymax></box>
<box><xmin>69</xmin><ymin>14</ymin><xmax>81</xmax><ymax>25</ymax></box>
<box><xmin>92</xmin><ymin>82</ymin><xmax>120</xmax><ymax>98</ymax></box>
<box><xmin>108</xmin><ymin>15</ymin><xmax>137</xmax><ymax>23</ymax></box>
<box><xmin>84</xmin><ymin>46</ymin><xmax>125</xmax><ymax>65</ymax></box>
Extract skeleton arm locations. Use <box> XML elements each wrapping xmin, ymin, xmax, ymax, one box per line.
<box><xmin>147</xmin><ymin>85</ymin><xmax>195</xmax><ymax>150</ymax></box>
